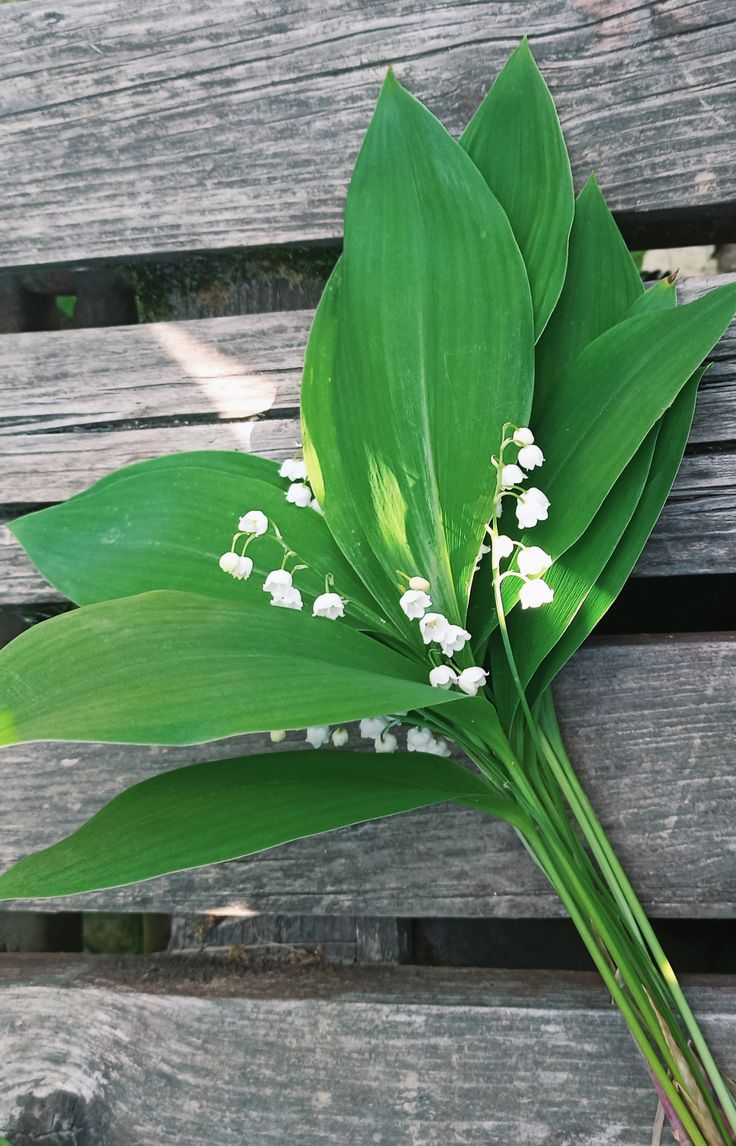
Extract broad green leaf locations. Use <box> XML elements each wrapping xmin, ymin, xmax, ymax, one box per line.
<box><xmin>0</xmin><ymin>750</ymin><xmax>519</xmax><ymax>900</ymax></box>
<box><xmin>535</xmin><ymin>175</ymin><xmax>643</xmax><ymax>416</ymax></box>
<box><xmin>492</xmin><ymin>427</ymin><xmax>658</xmax><ymax>725</ymax></box>
<box><xmin>11</xmin><ymin>454</ymin><xmax>387</xmax><ymax>631</ymax></box>
<box><xmin>0</xmin><ymin>591</ymin><xmax>464</xmax><ymax>748</ymax></box>
<box><xmin>527</xmin><ymin>370</ymin><xmax>702</xmax><ymax>704</ymax></box>
<box><xmin>527</xmin><ymin>284</ymin><xmax>736</xmax><ymax>564</ymax></box>
<box><xmin>460</xmin><ymin>38</ymin><xmax>574</xmax><ymax>339</ymax></box>
<box><xmin>302</xmin><ymin>73</ymin><xmax>534</xmax><ymax>641</ymax></box>
<box><xmin>490</xmin><ymin>272</ymin><xmax>683</xmax><ymax>721</ymax></box>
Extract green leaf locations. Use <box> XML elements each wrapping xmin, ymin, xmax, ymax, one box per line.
<box><xmin>628</xmin><ymin>274</ymin><xmax>677</xmax><ymax>316</ymax></box>
<box><xmin>492</xmin><ymin>428</ymin><xmax>658</xmax><ymax>725</ymax></box>
<box><xmin>535</xmin><ymin>175</ymin><xmax>643</xmax><ymax>415</ymax></box>
<box><xmin>528</xmin><ymin>283</ymin><xmax>736</xmax><ymax>564</ymax></box>
<box><xmin>460</xmin><ymin>38</ymin><xmax>574</xmax><ymax>339</ymax></box>
<box><xmin>0</xmin><ymin>591</ymin><xmax>464</xmax><ymax>748</ymax></box>
<box><xmin>302</xmin><ymin>72</ymin><xmax>534</xmax><ymax>637</ymax></box>
<box><xmin>11</xmin><ymin>453</ymin><xmax>387</xmax><ymax>631</ymax></box>
<box><xmin>0</xmin><ymin>750</ymin><xmax>514</xmax><ymax>900</ymax></box>
<box><xmin>527</xmin><ymin>370</ymin><xmax>702</xmax><ymax>704</ymax></box>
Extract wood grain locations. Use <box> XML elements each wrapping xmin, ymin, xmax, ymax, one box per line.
<box><xmin>1</xmin><ymin>1</ymin><xmax>735</xmax><ymax>268</ymax></box>
<box><xmin>0</xmin><ymin>635</ymin><xmax>732</xmax><ymax>917</ymax></box>
<box><xmin>1</xmin><ymin>959</ymin><xmax>735</xmax><ymax>1145</ymax></box>
<box><xmin>1</xmin><ymin>276</ymin><xmax>735</xmax><ymax>601</ymax></box>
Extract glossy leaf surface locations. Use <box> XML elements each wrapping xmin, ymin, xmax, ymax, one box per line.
<box><xmin>0</xmin><ymin>591</ymin><xmax>463</xmax><ymax>748</ymax></box>
<box><xmin>461</xmin><ymin>38</ymin><xmax>573</xmax><ymax>338</ymax></box>
<box><xmin>302</xmin><ymin>73</ymin><xmax>534</xmax><ymax>636</ymax></box>
<box><xmin>0</xmin><ymin>750</ymin><xmax>501</xmax><ymax>900</ymax></box>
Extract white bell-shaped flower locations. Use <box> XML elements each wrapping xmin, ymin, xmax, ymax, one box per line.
<box><xmin>408</xmin><ymin>575</ymin><xmax>431</xmax><ymax>593</ymax></box>
<box><xmin>400</xmin><ymin>589</ymin><xmax>432</xmax><ymax>619</ymax></box>
<box><xmin>279</xmin><ymin>457</ymin><xmax>308</xmax><ymax>482</ymax></box>
<box><xmin>518</xmin><ymin>444</ymin><xmax>544</xmax><ymax>471</ymax></box>
<box><xmin>429</xmin><ymin>665</ymin><xmax>458</xmax><ymax>690</ymax></box>
<box><xmin>457</xmin><ymin>666</ymin><xmax>488</xmax><ymax>697</ymax></box>
<box><xmin>232</xmin><ymin>555</ymin><xmax>254</xmax><ymax>581</ymax></box>
<box><xmin>516</xmin><ymin>487</ymin><xmax>550</xmax><ymax>529</ymax></box>
<box><xmin>271</xmin><ymin>586</ymin><xmax>303</xmax><ymax>610</ymax></box>
<box><xmin>423</xmin><ymin>736</ymin><xmax>451</xmax><ymax>758</ymax></box>
<box><xmin>517</xmin><ymin>546</ymin><xmax>553</xmax><ymax>577</ymax></box>
<box><xmin>305</xmin><ymin>725</ymin><xmax>330</xmax><ymax>748</ymax></box>
<box><xmin>313</xmin><ymin>592</ymin><xmax>345</xmax><ymax>620</ymax></box>
<box><xmin>286</xmin><ymin>482</ymin><xmax>312</xmax><ymax>508</ymax></box>
<box><xmin>263</xmin><ymin>569</ymin><xmax>292</xmax><ymax>595</ymax></box>
<box><xmin>407</xmin><ymin>726</ymin><xmax>434</xmax><ymax>752</ymax></box>
<box><xmin>269</xmin><ymin>729</ymin><xmax>286</xmax><ymax>743</ymax></box>
<box><xmin>239</xmin><ymin>510</ymin><xmax>268</xmax><ymax>535</ymax></box>
<box><xmin>493</xmin><ymin>535</ymin><xmax>514</xmax><ymax>564</ymax></box>
<box><xmin>520</xmin><ymin>579</ymin><xmax>554</xmax><ymax>609</ymax></box>
<box><xmin>513</xmin><ymin>427</ymin><xmax>535</xmax><ymax>446</ymax></box>
<box><xmin>419</xmin><ymin>612</ymin><xmax>450</xmax><ymax>645</ymax></box>
<box><xmin>374</xmin><ymin>730</ymin><xmax>398</xmax><ymax>754</ymax></box>
<box><xmin>360</xmin><ymin>716</ymin><xmax>390</xmax><ymax>740</ymax></box>
<box><xmin>501</xmin><ymin>463</ymin><xmax>525</xmax><ymax>488</ymax></box>
<box><xmin>440</xmin><ymin>624</ymin><xmax>471</xmax><ymax>657</ymax></box>
<box><xmin>331</xmin><ymin>727</ymin><xmax>349</xmax><ymax>748</ymax></box>
<box><xmin>219</xmin><ymin>551</ymin><xmax>241</xmax><ymax>575</ymax></box>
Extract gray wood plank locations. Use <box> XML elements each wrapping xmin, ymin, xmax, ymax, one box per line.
<box><xmin>1</xmin><ymin>959</ymin><xmax>735</xmax><ymax>1145</ymax></box>
<box><xmin>1</xmin><ymin>0</ymin><xmax>734</xmax><ymax>268</ymax></box>
<box><xmin>1</xmin><ymin>276</ymin><xmax>735</xmax><ymax>601</ymax></box>
<box><xmin>0</xmin><ymin>635</ymin><xmax>733</xmax><ymax>917</ymax></box>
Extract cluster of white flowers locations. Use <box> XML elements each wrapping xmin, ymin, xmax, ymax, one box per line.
<box><xmin>397</xmin><ymin>574</ymin><xmax>488</xmax><ymax>697</ymax></box>
<box><xmin>279</xmin><ymin>456</ymin><xmax>322</xmax><ymax>514</ymax></box>
<box><xmin>217</xmin><ymin>456</ymin><xmax>344</xmax><ymax>619</ymax></box>
<box><xmin>493</xmin><ymin>427</ymin><xmax>554</xmax><ymax>610</ymax></box>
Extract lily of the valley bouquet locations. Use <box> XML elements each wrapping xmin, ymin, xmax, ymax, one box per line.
<box><xmin>1</xmin><ymin>41</ymin><xmax>735</xmax><ymax>1144</ymax></box>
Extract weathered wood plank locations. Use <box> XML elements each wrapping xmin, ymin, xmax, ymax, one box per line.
<box><xmin>1</xmin><ymin>277</ymin><xmax>734</xmax><ymax>600</ymax></box>
<box><xmin>0</xmin><ymin>635</ymin><xmax>732</xmax><ymax>917</ymax></box>
<box><xmin>1</xmin><ymin>959</ymin><xmax>735</xmax><ymax>1145</ymax></box>
<box><xmin>1</xmin><ymin>0</ymin><xmax>735</xmax><ymax>268</ymax></box>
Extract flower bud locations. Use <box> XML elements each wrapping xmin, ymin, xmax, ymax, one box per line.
<box><xmin>219</xmin><ymin>551</ymin><xmax>240</xmax><ymax>575</ymax></box>
<box><xmin>331</xmin><ymin>727</ymin><xmax>350</xmax><ymax>748</ymax></box>
<box><xmin>513</xmin><ymin>427</ymin><xmax>535</xmax><ymax>446</ymax></box>
<box><xmin>429</xmin><ymin>665</ymin><xmax>458</xmax><ymax>690</ymax></box>
<box><xmin>518</xmin><ymin>444</ymin><xmax>544</xmax><ymax>471</ymax></box>
<box><xmin>313</xmin><ymin>592</ymin><xmax>345</xmax><ymax>620</ymax></box>
<box><xmin>457</xmin><ymin>666</ymin><xmax>488</xmax><ymax>697</ymax></box>
<box><xmin>269</xmin><ymin>729</ymin><xmax>286</xmax><ymax>743</ymax></box>
<box><xmin>239</xmin><ymin>510</ymin><xmax>268</xmax><ymax>535</ymax></box>
<box><xmin>519</xmin><ymin>579</ymin><xmax>554</xmax><ymax>610</ymax></box>
<box><xmin>285</xmin><ymin>482</ymin><xmax>312</xmax><ymax>508</ymax></box>
<box><xmin>305</xmin><ymin>725</ymin><xmax>330</xmax><ymax>748</ymax></box>
<box><xmin>517</xmin><ymin>546</ymin><xmax>553</xmax><ymax>578</ymax></box>
<box><xmin>501</xmin><ymin>463</ymin><xmax>525</xmax><ymax>488</ymax></box>
<box><xmin>264</xmin><ymin>569</ymin><xmax>292</xmax><ymax>595</ymax></box>
<box><xmin>279</xmin><ymin>457</ymin><xmax>308</xmax><ymax>482</ymax></box>
<box><xmin>408</xmin><ymin>575</ymin><xmax>431</xmax><ymax>593</ymax></box>
<box><xmin>400</xmin><ymin>589</ymin><xmax>432</xmax><ymax>619</ymax></box>
<box><xmin>374</xmin><ymin>730</ymin><xmax>398</xmax><ymax>754</ymax></box>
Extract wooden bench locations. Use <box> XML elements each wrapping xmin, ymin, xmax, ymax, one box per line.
<box><xmin>1</xmin><ymin>2</ymin><xmax>735</xmax><ymax>1142</ymax></box>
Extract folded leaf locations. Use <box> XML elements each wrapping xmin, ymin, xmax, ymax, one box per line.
<box><xmin>11</xmin><ymin>453</ymin><xmax>387</xmax><ymax>631</ymax></box>
<box><xmin>0</xmin><ymin>750</ymin><xmax>517</xmax><ymax>900</ymax></box>
<box><xmin>492</xmin><ymin>428</ymin><xmax>658</xmax><ymax>726</ymax></box>
<box><xmin>527</xmin><ymin>369</ymin><xmax>702</xmax><ymax>704</ymax></box>
<box><xmin>460</xmin><ymin>38</ymin><xmax>573</xmax><ymax>339</ymax></box>
<box><xmin>0</xmin><ymin>591</ymin><xmax>464</xmax><ymax>748</ymax></box>
<box><xmin>534</xmin><ymin>175</ymin><xmax>643</xmax><ymax>417</ymax></box>
<box><xmin>302</xmin><ymin>72</ymin><xmax>534</xmax><ymax>637</ymax></box>
<box><xmin>527</xmin><ymin>284</ymin><xmax>736</xmax><ymax>564</ymax></box>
